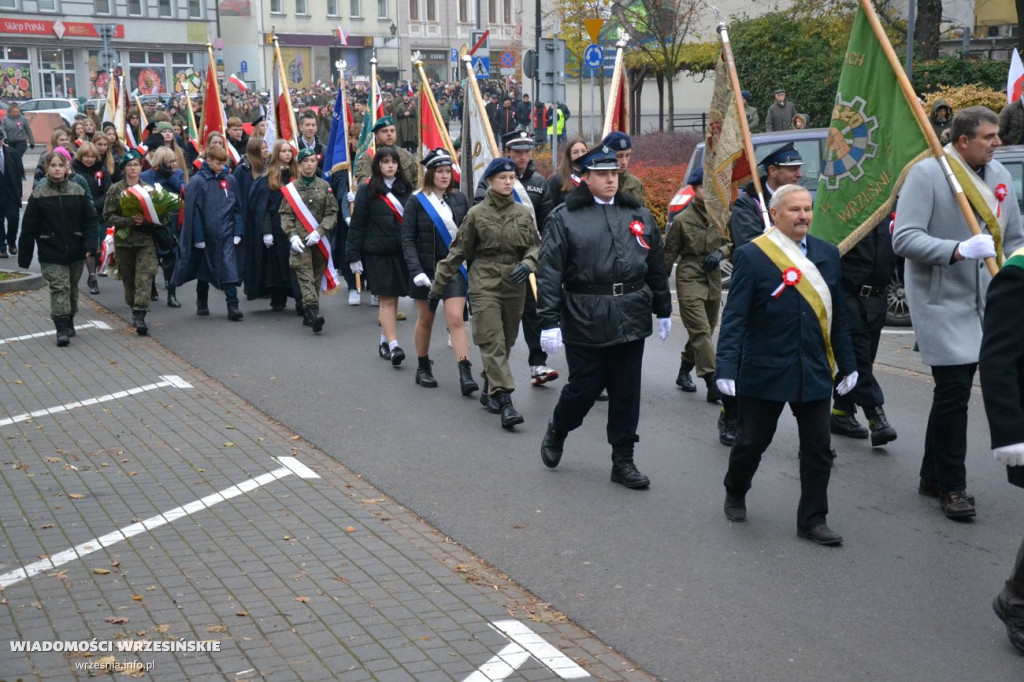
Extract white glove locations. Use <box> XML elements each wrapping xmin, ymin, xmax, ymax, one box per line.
<box><xmin>836</xmin><ymin>371</ymin><xmax>859</xmax><ymax>396</ymax></box>
<box><xmin>262</xmin><ymin>234</ymin><xmax>274</xmax><ymax>248</ymax></box>
<box><xmin>716</xmin><ymin>378</ymin><xmax>736</xmax><ymax>397</ymax></box>
<box><xmin>657</xmin><ymin>317</ymin><xmax>671</xmax><ymax>342</ymax></box>
<box><xmin>957</xmin><ymin>234</ymin><xmax>996</xmax><ymax>260</ymax></box>
<box><xmin>232</xmin><ymin>235</ymin><xmax>241</xmax><ymax>246</ymax></box>
<box><xmin>994</xmin><ymin>442</ymin><xmax>1024</xmax><ymax>467</ymax></box>
<box><xmin>290</xmin><ymin>235</ymin><xmax>305</xmax><ymax>253</ymax></box>
<box><xmin>413</xmin><ymin>273</ymin><xmax>431</xmax><ymax>288</ymax></box>
<box><xmin>349</xmin><ymin>260</ymin><xmax>363</xmax><ymax>274</ymax></box>
<box><xmin>540</xmin><ymin>328</ymin><xmax>563</xmax><ymax>356</ymax></box>
<box><xmin>305</xmin><ymin>231</ymin><xmax>321</xmax><ymax>246</ymax></box>
<box><xmin>346</xmin><ymin>191</ymin><xmax>356</xmax><ymax>203</ymax></box>
<box><xmin>194</xmin><ymin>241</ymin><xmax>206</xmax><ymax>249</ymax></box>
<box><xmin>345</xmin><ymin>216</ymin><xmax>351</xmax><ymax>225</ymax></box>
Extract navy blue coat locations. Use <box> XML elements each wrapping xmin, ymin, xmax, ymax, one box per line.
<box><xmin>171</xmin><ymin>162</ymin><xmax>243</xmax><ymax>288</ymax></box>
<box><xmin>716</xmin><ymin>233</ymin><xmax>856</xmax><ymax>403</ymax></box>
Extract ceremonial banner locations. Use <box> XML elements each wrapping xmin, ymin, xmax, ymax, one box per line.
<box><xmin>267</xmin><ymin>37</ymin><xmax>299</xmax><ymax>150</ymax></box>
<box><xmin>198</xmin><ymin>46</ymin><xmax>226</xmax><ymax>150</ymax></box>
<box><xmin>323</xmin><ymin>79</ymin><xmax>350</xmax><ymax>179</ymax></box>
<box><xmin>812</xmin><ymin>5</ymin><xmax>930</xmax><ymax>251</ymax></box>
<box><xmin>602</xmin><ymin>44</ymin><xmax>628</xmax><ymax>137</ymax></box>
<box><xmin>703</xmin><ymin>49</ymin><xmax>751</xmax><ymax>238</ymax></box>
<box><xmin>1008</xmin><ymin>48</ymin><xmax>1024</xmax><ymax>103</ymax></box>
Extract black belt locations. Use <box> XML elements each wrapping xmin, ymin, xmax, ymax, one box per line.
<box><xmin>565</xmin><ymin>280</ymin><xmax>645</xmax><ymax>296</ymax></box>
<box><xmin>476</xmin><ymin>255</ymin><xmax>517</xmax><ymax>264</ymax></box>
<box><xmin>849</xmin><ymin>284</ymin><xmax>886</xmax><ymax>298</ymax></box>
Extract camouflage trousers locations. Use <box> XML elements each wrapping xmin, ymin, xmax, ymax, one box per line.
<box><xmin>40</xmin><ymin>261</ymin><xmax>84</xmax><ymax>319</ymax></box>
<box><xmin>116</xmin><ymin>242</ymin><xmax>158</xmax><ymax>312</ymax></box>
<box><xmin>289</xmin><ymin>247</ymin><xmax>327</xmax><ymax>307</ymax></box>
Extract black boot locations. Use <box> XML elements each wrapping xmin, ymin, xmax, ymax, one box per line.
<box><xmin>480</xmin><ymin>380</ymin><xmax>499</xmax><ymax>413</ymax></box>
<box><xmin>458</xmin><ymin>359</ymin><xmax>479</xmax><ymax>395</ymax></box>
<box><xmin>54</xmin><ymin>317</ymin><xmax>70</xmax><ymax>347</ymax></box>
<box><xmin>830</xmin><ymin>408</ymin><xmax>868</xmax><ymax>439</ymax></box>
<box><xmin>304</xmin><ymin>307</ymin><xmax>315</xmax><ymax>327</ymax></box>
<box><xmin>307</xmin><ymin>305</ymin><xmax>324</xmax><ymax>332</ymax></box>
<box><xmin>132</xmin><ymin>310</ymin><xmax>148</xmax><ymax>336</ymax></box>
<box><xmin>705</xmin><ymin>374</ymin><xmax>722</xmax><ymax>403</ymax></box>
<box><xmin>864</xmin><ymin>406</ymin><xmax>898</xmax><ymax>446</ymax></box>
<box><xmin>88</xmin><ymin>275</ymin><xmax>99</xmax><ymax>295</ymax></box>
<box><xmin>495</xmin><ymin>391</ymin><xmax>524</xmax><ymax>429</ymax></box>
<box><xmin>296</xmin><ymin>302</ymin><xmax>305</xmax><ymax>317</ymax></box>
<box><xmin>196</xmin><ymin>291</ymin><xmax>210</xmax><ymax>316</ymax></box>
<box><xmin>541</xmin><ymin>421</ymin><xmax>568</xmax><ymax>468</ymax></box>
<box><xmin>150</xmin><ymin>281</ymin><xmax>159</xmax><ymax>301</ymax></box>
<box><xmin>718</xmin><ymin>410</ymin><xmax>737</xmax><ymax>446</ymax></box>
<box><xmin>415</xmin><ymin>356</ymin><xmax>437</xmax><ymax>387</ymax></box>
<box><xmin>676</xmin><ymin>359</ymin><xmax>696</xmax><ymax>392</ymax></box>
<box><xmin>610</xmin><ymin>443</ymin><xmax>650</xmax><ymax>489</ymax></box>
<box><xmin>67</xmin><ymin>315</ymin><xmax>76</xmax><ymax>337</ymax></box>
<box><xmin>227</xmin><ymin>302</ymin><xmax>244</xmax><ymax>321</ymax></box>
<box><xmin>166</xmin><ymin>286</ymin><xmax>180</xmax><ymax>308</ymax></box>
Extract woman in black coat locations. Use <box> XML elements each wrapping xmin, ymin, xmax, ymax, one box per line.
<box><xmin>401</xmin><ymin>148</ymin><xmax>476</xmax><ymax>393</ymax></box>
<box><xmin>347</xmin><ymin>146</ymin><xmax>413</xmax><ymax>365</ymax></box>
<box><xmin>72</xmin><ymin>141</ymin><xmax>111</xmax><ymax>295</ymax></box>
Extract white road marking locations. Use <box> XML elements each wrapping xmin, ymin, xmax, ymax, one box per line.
<box><xmin>881</xmin><ymin>329</ymin><xmax>916</xmax><ymax>335</ymax></box>
<box><xmin>276</xmin><ymin>456</ymin><xmax>320</xmax><ymax>479</ymax></box>
<box><xmin>0</xmin><ymin>463</ymin><xmax>314</xmax><ymax>590</ymax></box>
<box><xmin>0</xmin><ymin>319</ymin><xmax>112</xmax><ymax>345</ymax></box>
<box><xmin>462</xmin><ymin>620</ymin><xmax>592</xmax><ymax>681</ymax></box>
<box><xmin>0</xmin><ymin>375</ymin><xmax>192</xmax><ymax>427</ymax></box>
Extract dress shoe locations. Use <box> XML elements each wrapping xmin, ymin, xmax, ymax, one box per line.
<box><xmin>704</xmin><ymin>374</ymin><xmax>722</xmax><ymax>403</ymax></box>
<box><xmin>166</xmin><ymin>289</ymin><xmax>180</xmax><ymax>308</ymax></box>
<box><xmin>675</xmin><ymin>360</ymin><xmax>696</xmax><ymax>392</ymax></box>
<box><xmin>798</xmin><ymin>524</ymin><xmax>843</xmax><ymax>546</ymax></box>
<box><xmin>0</xmin><ymin>250</ymin><xmax>8</xmax><ymax>258</ymax></box>
<box><xmin>718</xmin><ymin>411</ymin><xmax>737</xmax><ymax>446</ymax></box>
<box><xmin>918</xmin><ymin>478</ymin><xmax>940</xmax><ymax>498</ymax></box>
<box><xmin>595</xmin><ymin>389</ymin><xmax>609</xmax><ymax>401</ymax></box>
<box><xmin>390</xmin><ymin>345</ymin><xmax>406</xmax><ymax>366</ymax></box>
<box><xmin>7</xmin><ymin>244</ymin><xmax>16</xmax><ymax>255</ymax></box>
<box><xmin>830</xmin><ymin>409</ymin><xmax>869</xmax><ymax>439</ymax></box>
<box><xmin>864</xmin><ymin>406</ymin><xmax>897</xmax><ymax>446</ymax></box>
<box><xmin>992</xmin><ymin>594</ymin><xmax>1024</xmax><ymax>655</ymax></box>
<box><xmin>540</xmin><ymin>422</ymin><xmax>567</xmax><ymax>468</ymax></box>
<box><xmin>724</xmin><ymin>492</ymin><xmax>746</xmax><ymax>522</ymax></box>
<box><xmin>940</xmin><ymin>490</ymin><xmax>976</xmax><ymax>519</ymax></box>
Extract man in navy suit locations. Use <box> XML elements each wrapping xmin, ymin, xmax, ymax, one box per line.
<box><xmin>716</xmin><ymin>185</ymin><xmax>857</xmax><ymax>545</ymax></box>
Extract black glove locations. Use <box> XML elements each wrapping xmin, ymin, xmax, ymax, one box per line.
<box><xmin>427</xmin><ymin>291</ymin><xmax>441</xmax><ymax>313</ymax></box>
<box><xmin>29</xmin><ymin>143</ymin><xmax>35</xmax><ymax>150</ymax></box>
<box><xmin>703</xmin><ymin>249</ymin><xmax>724</xmax><ymax>273</ymax></box>
<box><xmin>507</xmin><ymin>263</ymin><xmax>531</xmax><ymax>284</ymax></box>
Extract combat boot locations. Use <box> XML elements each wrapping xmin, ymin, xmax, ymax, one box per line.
<box><xmin>227</xmin><ymin>303</ymin><xmax>244</xmax><ymax>321</ymax></box>
<box><xmin>53</xmin><ymin>317</ymin><xmax>70</xmax><ymax>347</ymax></box>
<box><xmin>830</xmin><ymin>408</ymin><xmax>868</xmax><ymax>439</ymax></box>
<box><xmin>67</xmin><ymin>315</ymin><xmax>76</xmax><ymax>337</ymax></box>
<box><xmin>480</xmin><ymin>379</ymin><xmax>499</xmax><ymax>413</ymax></box>
<box><xmin>541</xmin><ymin>421</ymin><xmax>567</xmax><ymax>468</ymax></box>
<box><xmin>864</xmin><ymin>406</ymin><xmax>898</xmax><ymax>446</ymax></box>
<box><xmin>307</xmin><ymin>305</ymin><xmax>324</xmax><ymax>333</ymax></box>
<box><xmin>494</xmin><ymin>391</ymin><xmax>524</xmax><ymax>429</ymax></box>
<box><xmin>718</xmin><ymin>410</ymin><xmax>737</xmax><ymax>446</ymax></box>
<box><xmin>150</xmin><ymin>281</ymin><xmax>159</xmax><ymax>301</ymax></box>
<box><xmin>132</xmin><ymin>310</ymin><xmax>148</xmax><ymax>336</ymax></box>
<box><xmin>457</xmin><ymin>359</ymin><xmax>479</xmax><ymax>395</ymax></box>
<box><xmin>675</xmin><ymin>359</ymin><xmax>696</xmax><ymax>392</ymax></box>
<box><xmin>415</xmin><ymin>356</ymin><xmax>437</xmax><ymax>387</ymax></box>
<box><xmin>196</xmin><ymin>291</ymin><xmax>210</xmax><ymax>316</ymax></box>
<box><xmin>610</xmin><ymin>443</ymin><xmax>650</xmax><ymax>489</ymax></box>
<box><xmin>166</xmin><ymin>286</ymin><xmax>180</xmax><ymax>308</ymax></box>
<box><xmin>705</xmin><ymin>374</ymin><xmax>722</xmax><ymax>403</ymax></box>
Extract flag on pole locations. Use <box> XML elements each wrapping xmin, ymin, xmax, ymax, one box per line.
<box><xmin>101</xmin><ymin>73</ymin><xmax>118</xmax><ymax>127</ymax></box>
<box><xmin>602</xmin><ymin>45</ymin><xmax>628</xmax><ymax>136</ymax></box>
<box><xmin>464</xmin><ymin>78</ymin><xmax>495</xmax><ymax>187</ymax></box>
<box><xmin>184</xmin><ymin>93</ymin><xmax>201</xmax><ymax>155</ymax></box>
<box><xmin>113</xmin><ymin>75</ymin><xmax>127</xmax><ymax>144</ymax></box>
<box><xmin>336</xmin><ymin>26</ymin><xmax>348</xmax><ymax>46</ymax></box>
<box><xmin>1008</xmin><ymin>48</ymin><xmax>1024</xmax><ymax>103</ymax></box>
<box><xmin>811</xmin><ymin>4</ymin><xmax>930</xmax><ymax>250</ymax></box>
<box><xmin>269</xmin><ymin>37</ymin><xmax>299</xmax><ymax>150</ymax></box>
<box><xmin>323</xmin><ymin>79</ymin><xmax>350</xmax><ymax>180</ymax></box>
<box><xmin>228</xmin><ymin>73</ymin><xmax>248</xmax><ymax>92</ymax></box>
<box><xmin>703</xmin><ymin>49</ymin><xmax>751</xmax><ymax>238</ymax></box>
<box><xmin>199</xmin><ymin>53</ymin><xmax>226</xmax><ymax>150</ymax></box>
<box><xmin>416</xmin><ymin>66</ymin><xmax>461</xmax><ymax>185</ymax></box>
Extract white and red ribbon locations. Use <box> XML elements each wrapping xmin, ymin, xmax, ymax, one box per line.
<box><xmin>771</xmin><ymin>266</ymin><xmax>802</xmax><ymax>298</ymax></box>
<box><xmin>629</xmin><ymin>219</ymin><xmax>650</xmax><ymax>250</ymax></box>
<box><xmin>219</xmin><ymin>178</ymin><xmax>229</xmax><ymax>198</ymax></box>
<box><xmin>996</xmin><ymin>183</ymin><xmax>1008</xmax><ymax>218</ymax></box>
<box><xmin>281</xmin><ymin>181</ymin><xmax>341</xmax><ymax>292</ymax></box>
<box><xmin>381</xmin><ymin>191</ymin><xmax>405</xmax><ymax>223</ymax></box>
<box><xmin>227</xmin><ymin>143</ymin><xmax>242</xmax><ymax>165</ymax></box>
<box><xmin>127</xmin><ymin>184</ymin><xmax>160</xmax><ymax>224</ymax></box>
<box><xmin>571</xmin><ymin>173</ymin><xmax>581</xmax><ymax>187</ymax></box>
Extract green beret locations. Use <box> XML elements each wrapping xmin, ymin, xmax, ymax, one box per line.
<box><xmin>297</xmin><ymin>147</ymin><xmax>317</xmax><ymax>162</ymax></box>
<box><xmin>371</xmin><ymin>116</ymin><xmax>395</xmax><ymax>132</ymax></box>
<box><xmin>118</xmin><ymin>149</ymin><xmax>143</xmax><ymax>169</ymax></box>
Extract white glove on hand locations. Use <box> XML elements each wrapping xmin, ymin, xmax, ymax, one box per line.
<box><xmin>716</xmin><ymin>379</ymin><xmax>736</xmax><ymax>397</ymax></box>
<box><xmin>540</xmin><ymin>328</ymin><xmax>563</xmax><ymax>356</ymax></box>
<box><xmin>657</xmin><ymin>317</ymin><xmax>672</xmax><ymax>342</ymax></box>
<box><xmin>262</xmin><ymin>234</ymin><xmax>274</xmax><ymax>248</ymax></box>
<box><xmin>349</xmin><ymin>260</ymin><xmax>363</xmax><ymax>274</ymax></box>
<box><xmin>194</xmin><ymin>241</ymin><xmax>206</xmax><ymax>250</ymax></box>
<box><xmin>346</xmin><ymin>191</ymin><xmax>356</xmax><ymax>203</ymax></box>
<box><xmin>345</xmin><ymin>216</ymin><xmax>351</xmax><ymax>225</ymax></box>
<box><xmin>413</xmin><ymin>273</ymin><xmax>431</xmax><ymax>288</ymax></box>
<box><xmin>836</xmin><ymin>371</ymin><xmax>859</xmax><ymax>396</ymax></box>
<box><xmin>994</xmin><ymin>442</ymin><xmax>1024</xmax><ymax>467</ymax></box>
<box><xmin>232</xmin><ymin>236</ymin><xmax>241</xmax><ymax>246</ymax></box>
<box><xmin>290</xmin><ymin>235</ymin><xmax>305</xmax><ymax>253</ymax></box>
<box><xmin>305</xmin><ymin>231</ymin><xmax>321</xmax><ymax>246</ymax></box>
<box><xmin>958</xmin><ymin>234</ymin><xmax>996</xmax><ymax>260</ymax></box>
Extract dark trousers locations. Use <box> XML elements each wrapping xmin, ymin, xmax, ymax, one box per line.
<box><xmin>724</xmin><ymin>396</ymin><xmax>833</xmax><ymax>531</ymax></box>
<box><xmin>0</xmin><ymin>199</ymin><xmax>18</xmax><ymax>248</ymax></box>
<box><xmin>833</xmin><ymin>293</ymin><xmax>885</xmax><ymax>412</ymax></box>
<box><xmin>521</xmin><ymin>294</ymin><xmax>547</xmax><ymax>366</ymax></box>
<box><xmin>551</xmin><ymin>339</ymin><xmax>644</xmax><ymax>446</ymax></box>
<box><xmin>920</xmin><ymin>363</ymin><xmax>976</xmax><ymax>493</ymax></box>
<box><xmin>332</xmin><ymin>219</ymin><xmax>357</xmax><ymax>290</ymax></box>
<box><xmin>196</xmin><ymin>279</ymin><xmax>239</xmax><ymax>306</ymax></box>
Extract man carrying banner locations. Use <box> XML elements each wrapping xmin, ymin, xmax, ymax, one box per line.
<box><xmin>280</xmin><ymin>148</ymin><xmax>339</xmax><ymax>333</ymax></box>
<box><xmin>353</xmin><ymin>116</ymin><xmax>418</xmax><ymax>187</ymax></box>
<box><xmin>717</xmin><ymin>184</ymin><xmax>857</xmax><ymax>545</ymax></box>
<box><xmin>893</xmin><ymin>106</ymin><xmax>1024</xmax><ymax>520</ymax></box>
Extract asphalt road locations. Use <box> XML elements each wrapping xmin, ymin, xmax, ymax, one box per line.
<box><xmin>76</xmin><ymin>275</ymin><xmax>1023</xmax><ymax>682</ymax></box>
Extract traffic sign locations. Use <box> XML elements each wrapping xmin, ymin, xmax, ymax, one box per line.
<box><xmin>500</xmin><ymin>52</ymin><xmax>515</xmax><ymax>68</ymax></box>
<box><xmin>584</xmin><ymin>18</ymin><xmax>605</xmax><ymax>44</ymax></box>
<box><xmin>470</xmin><ymin>29</ymin><xmax>490</xmax><ymax>55</ymax></box>
<box><xmin>98</xmin><ymin>48</ymin><xmax>119</xmax><ymax>67</ymax></box>
<box><xmin>240</xmin><ymin>59</ymin><xmax>248</xmax><ymax>74</ymax></box>
<box><xmin>583</xmin><ymin>44</ymin><xmax>603</xmax><ymax>69</ymax></box>
<box><xmin>450</xmin><ymin>48</ymin><xmax>458</xmax><ymax>63</ymax></box>
<box><xmin>472</xmin><ymin>56</ymin><xmax>490</xmax><ymax>78</ymax></box>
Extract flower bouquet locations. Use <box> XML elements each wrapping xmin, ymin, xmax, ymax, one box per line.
<box><xmin>117</xmin><ymin>183</ymin><xmax>182</xmax><ymax>240</ymax></box>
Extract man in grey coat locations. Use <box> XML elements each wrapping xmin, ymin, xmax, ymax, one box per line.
<box><xmin>893</xmin><ymin>105</ymin><xmax>1024</xmax><ymax>520</ymax></box>
<box><xmin>764</xmin><ymin>89</ymin><xmax>796</xmax><ymax>132</ymax></box>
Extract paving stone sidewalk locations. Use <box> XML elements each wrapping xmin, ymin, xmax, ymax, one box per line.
<box><xmin>0</xmin><ymin>289</ymin><xmax>656</xmax><ymax>681</ymax></box>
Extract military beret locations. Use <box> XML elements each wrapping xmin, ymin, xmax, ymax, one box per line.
<box><xmin>297</xmin><ymin>147</ymin><xmax>318</xmax><ymax>162</ymax></box>
<box><xmin>502</xmin><ymin>130</ymin><xmax>534</xmax><ymax>151</ymax></box>
<box><xmin>421</xmin><ymin>147</ymin><xmax>454</xmax><ymax>169</ymax></box>
<box><xmin>371</xmin><ymin>115</ymin><xmax>396</xmax><ymax>132</ymax></box>
<box><xmin>601</xmin><ymin>131</ymin><xmax>631</xmax><ymax>151</ymax></box>
<box><xmin>577</xmin><ymin>145</ymin><xmax>619</xmax><ymax>172</ymax></box>
<box><xmin>483</xmin><ymin>157</ymin><xmax>516</xmax><ymax>180</ymax></box>
<box><xmin>118</xmin><ymin>149</ymin><xmax>143</xmax><ymax>169</ymax></box>
<box><xmin>759</xmin><ymin>141</ymin><xmax>803</xmax><ymax>169</ymax></box>
<box><xmin>686</xmin><ymin>165</ymin><xmax>703</xmax><ymax>187</ymax></box>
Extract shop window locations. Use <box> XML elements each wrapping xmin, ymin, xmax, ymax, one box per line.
<box><xmin>37</xmin><ymin>48</ymin><xmax>75</xmax><ymax>98</ymax></box>
<box><xmin>0</xmin><ymin>46</ymin><xmax>32</xmax><ymax>100</ymax></box>
<box><xmin>129</xmin><ymin>51</ymin><xmax>167</xmax><ymax>95</ymax></box>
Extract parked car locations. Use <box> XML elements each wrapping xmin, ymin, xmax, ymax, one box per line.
<box><xmin>15</xmin><ymin>97</ymin><xmax>78</xmax><ymax>125</ymax></box>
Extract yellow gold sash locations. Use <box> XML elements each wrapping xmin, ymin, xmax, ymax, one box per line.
<box><xmin>944</xmin><ymin>146</ymin><xmax>1005</xmax><ymax>265</ymax></box>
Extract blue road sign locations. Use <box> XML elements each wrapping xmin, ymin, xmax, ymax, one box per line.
<box><xmin>240</xmin><ymin>59</ymin><xmax>248</xmax><ymax>74</ymax></box>
<box><xmin>500</xmin><ymin>52</ymin><xmax>515</xmax><ymax>68</ymax></box>
<box><xmin>471</xmin><ymin>56</ymin><xmax>490</xmax><ymax>78</ymax></box>
<box><xmin>451</xmin><ymin>48</ymin><xmax>458</xmax><ymax>63</ymax></box>
<box><xmin>583</xmin><ymin>44</ymin><xmax>603</xmax><ymax>69</ymax></box>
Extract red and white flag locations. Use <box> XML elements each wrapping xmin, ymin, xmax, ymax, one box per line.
<box><xmin>1008</xmin><ymin>48</ymin><xmax>1024</xmax><ymax>103</ymax></box>
<box><xmin>228</xmin><ymin>73</ymin><xmax>247</xmax><ymax>92</ymax></box>
<box><xmin>199</xmin><ymin>58</ymin><xmax>226</xmax><ymax>151</ymax></box>
<box><xmin>267</xmin><ymin>42</ymin><xmax>299</xmax><ymax>151</ymax></box>
<box><xmin>336</xmin><ymin>26</ymin><xmax>348</xmax><ymax>46</ymax></box>
<box><xmin>418</xmin><ymin>88</ymin><xmax>461</xmax><ymax>184</ymax></box>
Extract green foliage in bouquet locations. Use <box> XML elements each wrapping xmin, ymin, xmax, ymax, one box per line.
<box><xmin>117</xmin><ymin>184</ymin><xmax>182</xmax><ymax>240</ymax></box>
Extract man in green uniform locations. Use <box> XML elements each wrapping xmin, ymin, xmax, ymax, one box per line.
<box><xmin>352</xmin><ymin>116</ymin><xmax>418</xmax><ymax>187</ymax></box>
<box><xmin>664</xmin><ymin>166</ymin><xmax>731</xmax><ymax>401</ymax></box>
<box><xmin>601</xmin><ymin>131</ymin><xmax>646</xmax><ymax>208</ymax></box>
<box><xmin>280</xmin><ymin>148</ymin><xmax>339</xmax><ymax>333</ymax></box>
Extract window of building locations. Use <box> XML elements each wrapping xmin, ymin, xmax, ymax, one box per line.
<box><xmin>427</xmin><ymin>0</ymin><xmax>436</xmax><ymax>21</ymax></box>
<box><xmin>128</xmin><ymin>0</ymin><xmax>143</xmax><ymax>16</ymax></box>
<box><xmin>409</xmin><ymin>0</ymin><xmax>418</xmax><ymax>20</ymax></box>
<box><xmin>502</xmin><ymin>0</ymin><xmax>510</xmax><ymax>23</ymax></box>
<box><xmin>378</xmin><ymin>0</ymin><xmax>387</xmax><ymax>17</ymax></box>
<box><xmin>458</xmin><ymin>0</ymin><xmax>467</xmax><ymax>22</ymax></box>
<box><xmin>296</xmin><ymin>0</ymin><xmax>307</xmax><ymax>14</ymax></box>
<box><xmin>488</xmin><ymin>0</ymin><xmax>495</xmax><ymax>23</ymax></box>
<box><xmin>37</xmin><ymin>48</ymin><xmax>75</xmax><ymax>98</ymax></box>
<box><xmin>158</xmin><ymin>0</ymin><xmax>173</xmax><ymax>17</ymax></box>
<box><xmin>129</xmin><ymin>51</ymin><xmax>167</xmax><ymax>95</ymax></box>
<box><xmin>95</xmin><ymin>0</ymin><xmax>110</xmax><ymax>14</ymax></box>
<box><xmin>350</xmin><ymin>0</ymin><xmax>361</xmax><ymax>17</ymax></box>
<box><xmin>327</xmin><ymin>0</ymin><xmax>338</xmax><ymax>15</ymax></box>
<box><xmin>0</xmin><ymin>0</ymin><xmax>17</xmax><ymax>10</ymax></box>
<box><xmin>188</xmin><ymin>0</ymin><xmax>203</xmax><ymax>18</ymax></box>
<box><xmin>0</xmin><ymin>47</ymin><xmax>32</xmax><ymax>99</ymax></box>
<box><xmin>270</xmin><ymin>0</ymin><xmax>281</xmax><ymax>12</ymax></box>
<box><xmin>38</xmin><ymin>0</ymin><xmax>57</xmax><ymax>12</ymax></box>
<box><xmin>171</xmin><ymin>52</ymin><xmax>196</xmax><ymax>95</ymax></box>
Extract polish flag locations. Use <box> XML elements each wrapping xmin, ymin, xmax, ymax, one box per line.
<box><xmin>1008</xmin><ymin>48</ymin><xmax>1024</xmax><ymax>103</ymax></box>
<box><xmin>336</xmin><ymin>26</ymin><xmax>348</xmax><ymax>46</ymax></box>
<box><xmin>228</xmin><ymin>73</ymin><xmax>247</xmax><ymax>92</ymax></box>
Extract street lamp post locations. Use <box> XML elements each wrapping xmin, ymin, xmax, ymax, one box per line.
<box><xmin>390</xmin><ymin>21</ymin><xmax>400</xmax><ymax>80</ymax></box>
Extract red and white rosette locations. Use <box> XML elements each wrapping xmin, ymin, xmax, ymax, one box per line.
<box><xmin>996</xmin><ymin>183</ymin><xmax>1008</xmax><ymax>218</ymax></box>
<box><xmin>95</xmin><ymin>170</ymin><xmax>104</xmax><ymax>182</ymax></box>
<box><xmin>771</xmin><ymin>266</ymin><xmax>802</xmax><ymax>298</ymax></box>
<box><xmin>219</xmin><ymin>179</ymin><xmax>228</xmax><ymax>198</ymax></box>
<box><xmin>126</xmin><ymin>185</ymin><xmax>160</xmax><ymax>224</ymax></box>
<box><xmin>629</xmin><ymin>220</ymin><xmax>650</xmax><ymax>250</ymax></box>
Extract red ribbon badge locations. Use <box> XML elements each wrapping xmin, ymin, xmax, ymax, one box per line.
<box><xmin>996</xmin><ymin>183</ymin><xmax>1008</xmax><ymax>218</ymax></box>
<box><xmin>95</xmin><ymin>171</ymin><xmax>103</xmax><ymax>181</ymax></box>
<box><xmin>629</xmin><ymin>220</ymin><xmax>650</xmax><ymax>250</ymax></box>
<box><xmin>219</xmin><ymin>179</ymin><xmax>228</xmax><ymax>198</ymax></box>
<box><xmin>771</xmin><ymin>267</ymin><xmax>802</xmax><ymax>298</ymax></box>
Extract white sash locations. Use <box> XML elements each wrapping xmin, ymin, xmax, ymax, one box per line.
<box><xmin>420</xmin><ymin>190</ymin><xmax>457</xmax><ymax>241</ymax></box>
<box><xmin>127</xmin><ymin>184</ymin><xmax>160</xmax><ymax>224</ymax></box>
<box><xmin>512</xmin><ymin>178</ymin><xmax>538</xmax><ymax>228</ymax></box>
<box><xmin>281</xmin><ymin>181</ymin><xmax>341</xmax><ymax>292</ymax></box>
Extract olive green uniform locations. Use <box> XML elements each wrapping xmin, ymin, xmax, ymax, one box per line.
<box><xmin>104</xmin><ymin>179</ymin><xmax>159</xmax><ymax>313</ymax></box>
<box><xmin>430</xmin><ymin>188</ymin><xmax>539</xmax><ymax>394</ymax></box>
<box><xmin>353</xmin><ymin>146</ymin><xmax>419</xmax><ymax>187</ymax></box>
<box><xmin>664</xmin><ymin>198</ymin><xmax>732</xmax><ymax>378</ymax></box>
<box><xmin>619</xmin><ymin>170</ymin><xmax>646</xmax><ymax>208</ymax></box>
<box><xmin>279</xmin><ymin>176</ymin><xmax>339</xmax><ymax>307</ymax></box>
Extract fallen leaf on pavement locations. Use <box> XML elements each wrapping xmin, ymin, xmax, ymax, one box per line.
<box><xmin>105</xmin><ymin>616</ymin><xmax>130</xmax><ymax>624</ymax></box>
<box><xmin>92</xmin><ymin>568</ymin><xmax>110</xmax><ymax>574</ymax></box>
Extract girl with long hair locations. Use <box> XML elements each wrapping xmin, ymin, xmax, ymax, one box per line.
<box><xmin>72</xmin><ymin>142</ymin><xmax>112</xmax><ymax>294</ymax></box>
<box><xmin>546</xmin><ymin>137</ymin><xmax>588</xmax><ymax>207</ymax></box>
